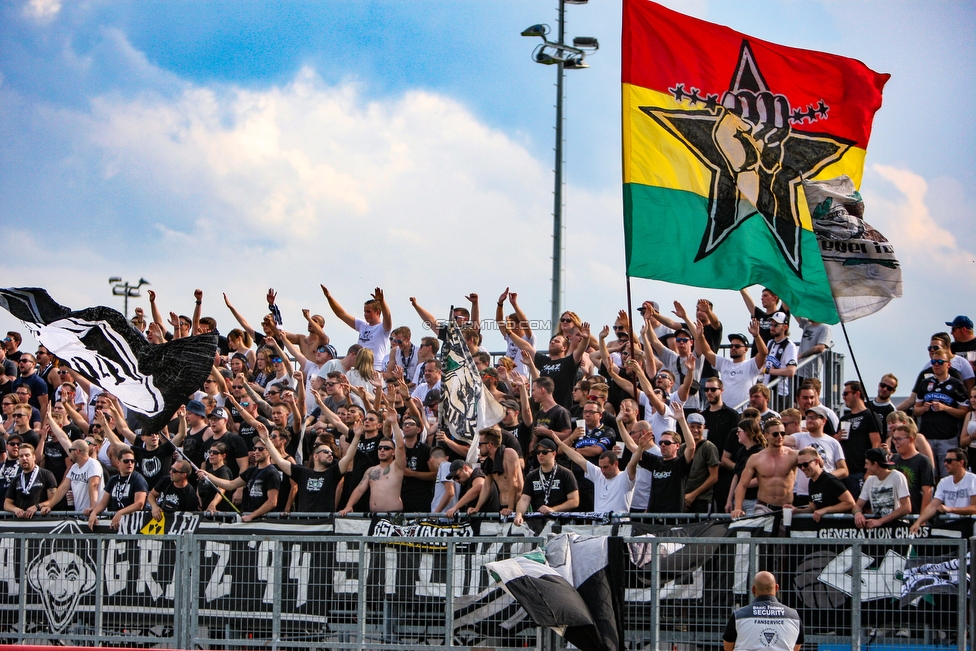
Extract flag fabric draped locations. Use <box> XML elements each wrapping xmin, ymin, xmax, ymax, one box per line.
<box><xmin>486</xmin><ymin>536</ymin><xmax>624</xmax><ymax>651</ymax></box>
<box><xmin>622</xmin><ymin>0</ymin><xmax>889</xmax><ymax>324</ymax></box>
<box><xmin>438</xmin><ymin>316</ymin><xmax>505</xmax><ymax>464</ymax></box>
<box><xmin>0</xmin><ymin>287</ymin><xmax>217</xmax><ymax>433</ymax></box>
<box><xmin>803</xmin><ymin>176</ymin><xmax>903</xmax><ymax>321</ymax></box>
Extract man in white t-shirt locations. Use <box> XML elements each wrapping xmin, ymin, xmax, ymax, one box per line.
<box><xmin>496</xmin><ymin>289</ymin><xmax>538</xmax><ymax>377</ymax></box>
<box><xmin>555</xmin><ymin>434</ymin><xmax>638</xmax><ymax>513</ymax></box>
<box><xmin>40</xmin><ymin>439</ymin><xmax>105</xmax><ymax>515</ymax></box>
<box><xmin>853</xmin><ymin>448</ymin><xmax>910</xmax><ymax>529</ymax></box>
<box><xmin>910</xmin><ymin>446</ymin><xmax>976</xmax><ymax>534</ymax></box>
<box><xmin>786</xmin><ymin>406</ymin><xmax>848</xmax><ymax>505</ymax></box>
<box><xmin>697</xmin><ymin>319</ymin><xmax>768</xmax><ymax>411</ymax></box>
<box><xmin>321</xmin><ymin>285</ymin><xmax>393</xmax><ymax>370</ymax></box>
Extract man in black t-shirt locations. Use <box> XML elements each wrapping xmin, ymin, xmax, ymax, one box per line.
<box><xmin>639</xmin><ymin>423</ymin><xmax>696</xmax><ymax>513</ymax></box>
<box><xmin>399</xmin><ymin>416</ymin><xmax>435</xmax><ymax>513</ymax></box>
<box><xmin>445</xmin><ymin>460</ymin><xmax>498</xmax><ymax>517</ymax></box>
<box><xmin>131</xmin><ymin>431</ymin><xmax>176</xmax><ymax>491</ymax></box>
<box><xmin>149</xmin><ymin>460</ymin><xmax>200</xmax><ymax>518</ymax></box>
<box><xmin>202</xmin><ymin>407</ymin><xmax>249</xmax><ymax>479</ymax></box>
<box><xmin>3</xmin><ymin>443</ymin><xmax>57</xmax><ymax>518</ymax></box>
<box><xmin>262</xmin><ymin>427</ymin><xmax>359</xmax><ymax>513</ymax></box>
<box><xmin>507</xmin><ymin>326</ymin><xmax>589</xmax><ymax>409</ymax></box>
<box><xmin>838</xmin><ymin>381</ymin><xmax>883</xmax><ymax>496</ymax></box>
<box><xmin>790</xmin><ymin>447</ymin><xmax>854</xmax><ymax>521</ymax></box>
<box><xmin>514</xmin><ymin>437</ymin><xmax>578</xmax><ymax>525</ymax></box>
<box><xmin>531</xmin><ymin>377</ymin><xmax>573</xmax><ymax>447</ymax></box>
<box><xmin>87</xmin><ymin>448</ymin><xmax>149</xmax><ymax>530</ymax></box>
<box><xmin>199</xmin><ymin>438</ymin><xmax>280</xmax><ymax>522</ymax></box>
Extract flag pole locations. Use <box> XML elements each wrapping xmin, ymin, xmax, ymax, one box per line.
<box><xmin>625</xmin><ymin>275</ymin><xmax>640</xmax><ymax>404</ymax></box>
<box><xmin>833</xmin><ymin>299</ymin><xmax>884</xmax><ymax>432</ymax></box>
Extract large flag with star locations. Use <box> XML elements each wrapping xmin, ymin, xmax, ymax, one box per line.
<box><xmin>622</xmin><ymin>0</ymin><xmax>889</xmax><ymax>324</ymax></box>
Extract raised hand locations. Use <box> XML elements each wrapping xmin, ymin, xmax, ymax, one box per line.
<box><xmin>497</xmin><ymin>288</ymin><xmax>510</xmax><ymax>305</ymax></box>
<box><xmin>194</xmin><ymin>289</ymin><xmax>203</xmax><ymax>302</ymax></box>
<box><xmin>267</xmin><ymin>288</ymin><xmax>277</xmax><ymax>304</ymax></box>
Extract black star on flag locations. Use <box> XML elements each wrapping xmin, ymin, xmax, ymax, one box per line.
<box><xmin>641</xmin><ymin>41</ymin><xmax>853</xmax><ymax>278</ymax></box>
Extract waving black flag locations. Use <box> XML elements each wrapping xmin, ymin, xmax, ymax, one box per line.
<box><xmin>0</xmin><ymin>287</ymin><xmax>216</xmax><ymax>432</ymax></box>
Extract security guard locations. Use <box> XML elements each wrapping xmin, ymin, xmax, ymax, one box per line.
<box><xmin>723</xmin><ymin>571</ymin><xmax>803</xmax><ymax>651</ymax></box>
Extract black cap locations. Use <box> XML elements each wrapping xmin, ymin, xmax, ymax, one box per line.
<box><xmin>446</xmin><ymin>459</ymin><xmax>469</xmax><ymax>479</ymax></box>
<box><xmin>864</xmin><ymin>448</ymin><xmax>894</xmax><ymax>468</ymax></box>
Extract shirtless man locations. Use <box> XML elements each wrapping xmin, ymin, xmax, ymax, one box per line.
<box><xmin>732</xmin><ymin>418</ymin><xmax>798</xmax><ymax>517</ymax></box>
<box><xmin>339</xmin><ymin>410</ymin><xmax>406</xmax><ymax>514</ymax></box>
<box><xmin>472</xmin><ymin>428</ymin><xmax>523</xmax><ymax>517</ymax></box>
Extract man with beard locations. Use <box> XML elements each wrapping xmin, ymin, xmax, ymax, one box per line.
<box><xmin>339</xmin><ymin>410</ymin><xmax>407</xmax><ymax>514</ymax></box>
<box><xmin>87</xmin><ymin>448</ymin><xmax>148</xmax><ymax>530</ymax></box>
<box><xmin>261</xmin><ymin>427</ymin><xmax>359</xmax><ymax>513</ymax></box>
<box><xmin>697</xmin><ymin>322</ymin><xmax>767</xmax><ymax>411</ymax></box>
<box><xmin>703</xmin><ymin>377</ymin><xmax>742</xmax><ymax>512</ymax></box>
<box><xmin>3</xmin><ymin>443</ymin><xmax>57</xmax><ymax>519</ymax></box>
<box><xmin>399</xmin><ymin>415</ymin><xmax>435</xmax><ymax>513</ymax></box>
<box><xmin>508</xmin><ymin>326</ymin><xmax>590</xmax><ymax>410</ymax></box>
<box><xmin>733</xmin><ymin>418</ymin><xmax>798</xmax><ymax>518</ymax></box>
<box><xmin>639</xmin><ymin>409</ymin><xmax>697</xmax><ymax>513</ymax></box>
<box><xmin>150</xmin><ymin>460</ymin><xmax>200</xmax><ymax>517</ymax></box>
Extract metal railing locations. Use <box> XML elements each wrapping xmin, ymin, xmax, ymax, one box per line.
<box><xmin>0</xmin><ymin>515</ymin><xmax>967</xmax><ymax>650</ymax></box>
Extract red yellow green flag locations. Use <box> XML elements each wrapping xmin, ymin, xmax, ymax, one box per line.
<box><xmin>622</xmin><ymin>0</ymin><xmax>889</xmax><ymax>324</ymax></box>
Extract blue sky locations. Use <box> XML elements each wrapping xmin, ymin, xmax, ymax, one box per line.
<box><xmin>1</xmin><ymin>0</ymin><xmax>974</xmax><ymax>399</ymax></box>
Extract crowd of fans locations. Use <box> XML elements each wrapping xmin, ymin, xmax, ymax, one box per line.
<box><xmin>1</xmin><ymin>285</ymin><xmax>974</xmax><ymax>531</ymax></box>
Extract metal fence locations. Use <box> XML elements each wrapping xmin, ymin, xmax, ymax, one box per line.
<box><xmin>0</xmin><ymin>523</ymin><xmax>968</xmax><ymax>650</ymax></box>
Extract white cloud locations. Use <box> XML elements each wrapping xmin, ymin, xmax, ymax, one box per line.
<box><xmin>22</xmin><ymin>0</ymin><xmax>61</xmax><ymax>22</ymax></box>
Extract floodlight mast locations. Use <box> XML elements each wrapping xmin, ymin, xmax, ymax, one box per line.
<box><xmin>521</xmin><ymin>1</ymin><xmax>598</xmax><ymax>332</ymax></box>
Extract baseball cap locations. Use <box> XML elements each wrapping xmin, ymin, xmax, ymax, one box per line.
<box><xmin>423</xmin><ymin>389</ymin><xmax>443</xmax><ymax>408</ymax></box>
<box><xmin>500</xmin><ymin>399</ymin><xmax>520</xmax><ymax>412</ymax></box>
<box><xmin>185</xmin><ymin>400</ymin><xmax>207</xmax><ymax>417</ymax></box>
<box><xmin>535</xmin><ymin>438</ymin><xmax>558</xmax><ymax>452</ymax></box>
<box><xmin>804</xmin><ymin>405</ymin><xmax>833</xmax><ymax>421</ymax></box>
<box><xmin>946</xmin><ymin>315</ymin><xmax>974</xmax><ymax>329</ymax></box>
<box><xmin>674</xmin><ymin>327</ymin><xmax>692</xmax><ymax>338</ymax></box>
<box><xmin>6</xmin><ymin>433</ymin><xmax>24</xmax><ymax>445</ymax></box>
<box><xmin>208</xmin><ymin>407</ymin><xmax>228</xmax><ymax>420</ymax></box>
<box><xmin>687</xmin><ymin>413</ymin><xmax>706</xmax><ymax>425</ymax></box>
<box><xmin>728</xmin><ymin>333</ymin><xmax>750</xmax><ymax>345</ymax></box>
<box><xmin>864</xmin><ymin>448</ymin><xmax>894</xmax><ymax>468</ymax></box>
<box><xmin>770</xmin><ymin>312</ymin><xmax>789</xmax><ymax>325</ymax></box>
<box><xmin>446</xmin><ymin>459</ymin><xmax>469</xmax><ymax>479</ymax></box>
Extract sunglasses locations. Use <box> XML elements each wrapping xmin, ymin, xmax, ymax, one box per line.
<box><xmin>240</xmin><ymin>401</ymin><xmax>250</xmax><ymax>407</ymax></box>
<box><xmin>535</xmin><ymin>449</ymin><xmax>553</xmax><ymax>455</ymax></box>
<box><xmin>559</xmin><ymin>318</ymin><xmax>574</xmax><ymax>323</ymax></box>
<box><xmin>583</xmin><ymin>410</ymin><xmax>601</xmax><ymax>415</ymax></box>
<box><xmin>317</xmin><ymin>347</ymin><xmax>328</xmax><ymax>352</ymax></box>
<box><xmin>271</xmin><ymin>358</ymin><xmax>283</xmax><ymax>363</ymax></box>
<box><xmin>314</xmin><ymin>449</ymin><xmax>333</xmax><ymax>455</ymax></box>
<box><xmin>704</xmin><ymin>387</ymin><xmax>721</xmax><ymax>392</ymax></box>
<box><xmin>674</xmin><ymin>337</ymin><xmax>691</xmax><ymax>343</ymax></box>
<box><xmin>659</xmin><ymin>441</ymin><xmax>675</xmax><ymax>447</ymax></box>
<box><xmin>729</xmin><ymin>344</ymin><xmax>746</xmax><ymax>349</ymax></box>
<box><xmin>927</xmin><ymin>345</ymin><xmax>942</xmax><ymax>352</ymax></box>
<box><xmin>878</xmin><ymin>382</ymin><xmax>896</xmax><ymax>391</ymax></box>
<box><xmin>324</xmin><ymin>382</ymin><xmax>339</xmax><ymax>387</ymax></box>
<box><xmin>931</xmin><ymin>359</ymin><xmax>949</xmax><ymax>366</ymax></box>
<box><xmin>170</xmin><ymin>469</ymin><xmax>188</xmax><ymax>474</ymax></box>
<box><xmin>797</xmin><ymin>461</ymin><xmax>814</xmax><ymax>469</ymax></box>
<box><xmin>378</xmin><ymin>446</ymin><xmax>395</xmax><ymax>451</ymax></box>
<box><xmin>120</xmin><ymin>459</ymin><xmax>136</xmax><ymax>464</ymax></box>
<box><xmin>944</xmin><ymin>457</ymin><xmax>961</xmax><ymax>464</ymax></box>
<box><xmin>252</xmin><ymin>447</ymin><xmax>267</xmax><ymax>452</ymax></box>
